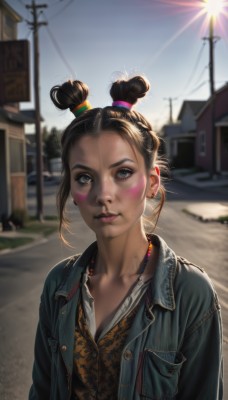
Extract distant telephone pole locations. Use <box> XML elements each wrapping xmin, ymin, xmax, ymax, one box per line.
<box><xmin>203</xmin><ymin>16</ymin><xmax>220</xmax><ymax>176</ymax></box>
<box><xmin>26</xmin><ymin>1</ymin><xmax>47</xmax><ymax>221</ymax></box>
<box><xmin>164</xmin><ymin>97</ymin><xmax>177</xmax><ymax>123</ymax></box>
<box><xmin>203</xmin><ymin>17</ymin><xmax>219</xmax><ymax>97</ymax></box>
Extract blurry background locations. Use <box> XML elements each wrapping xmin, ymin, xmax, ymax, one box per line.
<box><xmin>5</xmin><ymin>0</ymin><xmax>228</xmax><ymax>131</ymax></box>
<box><xmin>0</xmin><ymin>1</ymin><xmax>227</xmax><ymax>399</ymax></box>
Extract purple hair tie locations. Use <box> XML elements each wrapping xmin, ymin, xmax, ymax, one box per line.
<box><xmin>112</xmin><ymin>100</ymin><xmax>133</xmax><ymax>110</ymax></box>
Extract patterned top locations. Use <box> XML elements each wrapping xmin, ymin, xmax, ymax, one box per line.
<box><xmin>72</xmin><ymin>295</ymin><xmax>140</xmax><ymax>399</ymax></box>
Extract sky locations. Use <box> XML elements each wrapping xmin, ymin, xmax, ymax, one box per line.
<box><xmin>7</xmin><ymin>0</ymin><xmax>228</xmax><ymax>133</ymax></box>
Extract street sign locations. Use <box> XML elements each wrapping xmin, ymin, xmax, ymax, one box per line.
<box><xmin>0</xmin><ymin>40</ymin><xmax>30</xmax><ymax>104</ymax></box>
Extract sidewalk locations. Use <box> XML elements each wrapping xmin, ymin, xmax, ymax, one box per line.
<box><xmin>172</xmin><ymin>169</ymin><xmax>228</xmax><ymax>189</ymax></box>
<box><xmin>0</xmin><ymin>230</ymin><xmax>46</xmax><ymax>255</ymax></box>
<box><xmin>173</xmin><ymin>170</ymin><xmax>228</xmax><ymax>222</ymax></box>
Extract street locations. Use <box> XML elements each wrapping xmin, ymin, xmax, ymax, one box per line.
<box><xmin>0</xmin><ymin>179</ymin><xmax>227</xmax><ymax>399</ymax></box>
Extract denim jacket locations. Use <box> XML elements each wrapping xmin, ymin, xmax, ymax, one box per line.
<box><xmin>29</xmin><ymin>235</ymin><xmax>223</xmax><ymax>400</ymax></box>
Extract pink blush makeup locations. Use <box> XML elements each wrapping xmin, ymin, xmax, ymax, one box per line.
<box><xmin>73</xmin><ymin>192</ymin><xmax>88</xmax><ymax>203</ymax></box>
<box><xmin>125</xmin><ymin>178</ymin><xmax>147</xmax><ymax>198</ymax></box>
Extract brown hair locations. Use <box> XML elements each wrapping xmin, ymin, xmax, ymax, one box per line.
<box><xmin>50</xmin><ymin>76</ymin><xmax>166</xmax><ymax>241</ymax></box>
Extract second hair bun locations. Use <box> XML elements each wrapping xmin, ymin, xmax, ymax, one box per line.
<box><xmin>110</xmin><ymin>76</ymin><xmax>150</xmax><ymax>105</ymax></box>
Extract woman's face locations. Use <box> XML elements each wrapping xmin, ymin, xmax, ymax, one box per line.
<box><xmin>69</xmin><ymin>131</ymin><xmax>159</xmax><ymax>239</ymax></box>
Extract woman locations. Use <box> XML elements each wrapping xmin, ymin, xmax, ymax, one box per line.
<box><xmin>29</xmin><ymin>75</ymin><xmax>223</xmax><ymax>399</ymax></box>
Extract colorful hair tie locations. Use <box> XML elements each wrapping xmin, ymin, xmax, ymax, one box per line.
<box><xmin>71</xmin><ymin>100</ymin><xmax>92</xmax><ymax>117</ymax></box>
<box><xmin>112</xmin><ymin>100</ymin><xmax>133</xmax><ymax>110</ymax></box>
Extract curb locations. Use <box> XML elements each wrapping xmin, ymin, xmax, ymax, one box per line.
<box><xmin>0</xmin><ymin>235</ymin><xmax>48</xmax><ymax>256</ymax></box>
<box><xmin>182</xmin><ymin>202</ymin><xmax>228</xmax><ymax>224</ymax></box>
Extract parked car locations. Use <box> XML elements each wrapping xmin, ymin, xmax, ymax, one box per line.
<box><xmin>27</xmin><ymin>171</ymin><xmax>53</xmax><ymax>185</ymax></box>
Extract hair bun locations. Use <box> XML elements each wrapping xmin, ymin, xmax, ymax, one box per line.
<box><xmin>110</xmin><ymin>75</ymin><xmax>150</xmax><ymax>105</ymax></box>
<box><xmin>50</xmin><ymin>80</ymin><xmax>89</xmax><ymax>111</ymax></box>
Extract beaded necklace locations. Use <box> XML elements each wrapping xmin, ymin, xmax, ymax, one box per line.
<box><xmin>88</xmin><ymin>238</ymin><xmax>152</xmax><ymax>279</ymax></box>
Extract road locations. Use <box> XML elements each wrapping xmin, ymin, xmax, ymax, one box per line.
<box><xmin>0</xmin><ymin>179</ymin><xmax>227</xmax><ymax>399</ymax></box>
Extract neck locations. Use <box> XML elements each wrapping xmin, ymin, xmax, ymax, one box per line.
<box><xmin>95</xmin><ymin>229</ymin><xmax>149</xmax><ymax>278</ymax></box>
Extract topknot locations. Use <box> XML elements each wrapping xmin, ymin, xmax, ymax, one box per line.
<box><xmin>50</xmin><ymin>80</ymin><xmax>89</xmax><ymax>111</ymax></box>
<box><xmin>110</xmin><ymin>76</ymin><xmax>150</xmax><ymax>105</ymax></box>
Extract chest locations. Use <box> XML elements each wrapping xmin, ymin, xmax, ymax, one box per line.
<box><xmin>88</xmin><ymin>275</ymin><xmax>143</xmax><ymax>337</ymax></box>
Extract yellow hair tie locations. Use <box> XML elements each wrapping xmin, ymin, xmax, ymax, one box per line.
<box><xmin>71</xmin><ymin>100</ymin><xmax>92</xmax><ymax>117</ymax></box>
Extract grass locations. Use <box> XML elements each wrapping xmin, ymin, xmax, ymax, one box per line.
<box><xmin>21</xmin><ymin>219</ymin><xmax>58</xmax><ymax>236</ymax></box>
<box><xmin>218</xmin><ymin>215</ymin><xmax>228</xmax><ymax>224</ymax></box>
<box><xmin>0</xmin><ymin>237</ymin><xmax>34</xmax><ymax>251</ymax></box>
<box><xmin>0</xmin><ymin>217</ymin><xmax>58</xmax><ymax>251</ymax></box>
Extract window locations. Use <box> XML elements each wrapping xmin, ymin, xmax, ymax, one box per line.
<box><xmin>199</xmin><ymin>131</ymin><xmax>206</xmax><ymax>156</ymax></box>
<box><xmin>10</xmin><ymin>139</ymin><xmax>25</xmax><ymax>173</ymax></box>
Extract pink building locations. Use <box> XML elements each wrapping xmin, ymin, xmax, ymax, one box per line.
<box><xmin>196</xmin><ymin>84</ymin><xmax>228</xmax><ymax>174</ymax></box>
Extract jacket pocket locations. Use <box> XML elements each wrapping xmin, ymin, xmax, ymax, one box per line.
<box><xmin>140</xmin><ymin>349</ymin><xmax>186</xmax><ymax>400</ymax></box>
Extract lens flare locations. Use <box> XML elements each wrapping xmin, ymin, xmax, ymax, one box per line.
<box><xmin>203</xmin><ymin>0</ymin><xmax>224</xmax><ymax>17</ymax></box>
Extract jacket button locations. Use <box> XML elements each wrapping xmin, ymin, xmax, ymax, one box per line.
<box><xmin>61</xmin><ymin>345</ymin><xmax>67</xmax><ymax>352</ymax></box>
<box><xmin>124</xmin><ymin>349</ymin><xmax>133</xmax><ymax>360</ymax></box>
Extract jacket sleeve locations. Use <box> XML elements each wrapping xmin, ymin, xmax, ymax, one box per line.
<box><xmin>28</xmin><ymin>289</ymin><xmax>53</xmax><ymax>400</ymax></box>
<box><xmin>177</xmin><ymin>296</ymin><xmax>223</xmax><ymax>400</ymax></box>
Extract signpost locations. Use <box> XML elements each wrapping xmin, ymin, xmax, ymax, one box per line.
<box><xmin>0</xmin><ymin>40</ymin><xmax>30</xmax><ymax>104</ymax></box>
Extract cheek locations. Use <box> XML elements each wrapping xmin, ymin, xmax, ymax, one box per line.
<box><xmin>72</xmin><ymin>192</ymin><xmax>88</xmax><ymax>204</ymax></box>
<box><xmin>124</xmin><ymin>177</ymin><xmax>147</xmax><ymax>200</ymax></box>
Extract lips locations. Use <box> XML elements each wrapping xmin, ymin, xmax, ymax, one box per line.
<box><xmin>94</xmin><ymin>212</ymin><xmax>119</xmax><ymax>223</ymax></box>
<box><xmin>95</xmin><ymin>212</ymin><xmax>118</xmax><ymax>218</ymax></box>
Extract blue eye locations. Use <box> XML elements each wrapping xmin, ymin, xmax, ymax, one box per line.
<box><xmin>75</xmin><ymin>174</ymin><xmax>93</xmax><ymax>185</ymax></box>
<box><xmin>117</xmin><ymin>168</ymin><xmax>133</xmax><ymax>180</ymax></box>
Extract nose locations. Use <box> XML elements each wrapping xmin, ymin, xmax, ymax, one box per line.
<box><xmin>95</xmin><ymin>178</ymin><xmax>113</xmax><ymax>205</ymax></box>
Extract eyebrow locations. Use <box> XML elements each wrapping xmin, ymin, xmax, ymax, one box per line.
<box><xmin>71</xmin><ymin>158</ymin><xmax>135</xmax><ymax>171</ymax></box>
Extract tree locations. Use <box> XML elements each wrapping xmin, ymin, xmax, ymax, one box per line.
<box><xmin>44</xmin><ymin>127</ymin><xmax>61</xmax><ymax>160</ymax></box>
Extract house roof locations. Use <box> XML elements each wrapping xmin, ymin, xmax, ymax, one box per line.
<box><xmin>196</xmin><ymin>82</ymin><xmax>228</xmax><ymax>120</ymax></box>
<box><xmin>177</xmin><ymin>100</ymin><xmax>206</xmax><ymax>120</ymax></box>
<box><xmin>0</xmin><ymin>108</ymin><xmax>44</xmax><ymax>124</ymax></box>
<box><xmin>21</xmin><ymin>109</ymin><xmax>44</xmax><ymax>122</ymax></box>
<box><xmin>0</xmin><ymin>0</ymin><xmax>22</xmax><ymax>22</ymax></box>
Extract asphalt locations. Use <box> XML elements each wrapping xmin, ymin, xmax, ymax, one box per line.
<box><xmin>172</xmin><ymin>170</ymin><xmax>228</xmax><ymax>222</ymax></box>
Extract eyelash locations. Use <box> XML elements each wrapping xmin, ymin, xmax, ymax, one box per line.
<box><xmin>116</xmin><ymin>168</ymin><xmax>134</xmax><ymax>180</ymax></box>
<box><xmin>74</xmin><ymin>168</ymin><xmax>134</xmax><ymax>185</ymax></box>
<box><xmin>75</xmin><ymin>173</ymin><xmax>93</xmax><ymax>185</ymax></box>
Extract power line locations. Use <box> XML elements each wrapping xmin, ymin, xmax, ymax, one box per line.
<box><xmin>44</xmin><ymin>22</ymin><xmax>75</xmax><ymax>76</ymax></box>
<box><xmin>186</xmin><ymin>80</ymin><xmax>208</xmax><ymax>96</ymax></box>
<box><xmin>47</xmin><ymin>0</ymin><xmax>74</xmax><ymax>20</ymax></box>
<box><xmin>177</xmin><ymin>41</ymin><xmax>206</xmax><ymax>98</ymax></box>
<box><xmin>192</xmin><ymin>64</ymin><xmax>208</xmax><ymax>89</ymax></box>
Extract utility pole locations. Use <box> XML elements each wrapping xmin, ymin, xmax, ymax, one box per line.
<box><xmin>203</xmin><ymin>16</ymin><xmax>219</xmax><ymax>97</ymax></box>
<box><xmin>203</xmin><ymin>16</ymin><xmax>220</xmax><ymax>177</ymax></box>
<box><xmin>26</xmin><ymin>1</ymin><xmax>47</xmax><ymax>221</ymax></box>
<box><xmin>164</xmin><ymin>97</ymin><xmax>177</xmax><ymax>123</ymax></box>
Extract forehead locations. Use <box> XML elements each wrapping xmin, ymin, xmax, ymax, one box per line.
<box><xmin>69</xmin><ymin>131</ymin><xmax>143</xmax><ymax>166</ymax></box>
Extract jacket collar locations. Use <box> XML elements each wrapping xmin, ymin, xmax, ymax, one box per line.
<box><xmin>148</xmin><ymin>234</ymin><xmax>176</xmax><ymax>311</ymax></box>
<box><xmin>55</xmin><ymin>241</ymin><xmax>97</xmax><ymax>300</ymax></box>
<box><xmin>55</xmin><ymin>235</ymin><xmax>177</xmax><ymax>311</ymax></box>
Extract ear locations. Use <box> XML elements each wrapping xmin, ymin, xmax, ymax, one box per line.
<box><xmin>146</xmin><ymin>166</ymin><xmax>160</xmax><ymax>198</ymax></box>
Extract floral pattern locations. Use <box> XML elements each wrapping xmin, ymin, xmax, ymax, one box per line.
<box><xmin>72</xmin><ymin>296</ymin><xmax>139</xmax><ymax>399</ymax></box>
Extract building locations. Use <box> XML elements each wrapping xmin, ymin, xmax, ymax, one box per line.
<box><xmin>0</xmin><ymin>0</ymin><xmax>34</xmax><ymax>222</ymax></box>
<box><xmin>160</xmin><ymin>100</ymin><xmax>206</xmax><ymax>168</ymax></box>
<box><xmin>195</xmin><ymin>83</ymin><xmax>228</xmax><ymax>174</ymax></box>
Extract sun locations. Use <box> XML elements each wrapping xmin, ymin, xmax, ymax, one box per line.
<box><xmin>203</xmin><ymin>0</ymin><xmax>224</xmax><ymax>17</ymax></box>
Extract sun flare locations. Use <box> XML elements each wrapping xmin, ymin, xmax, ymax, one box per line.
<box><xmin>203</xmin><ymin>0</ymin><xmax>224</xmax><ymax>17</ymax></box>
